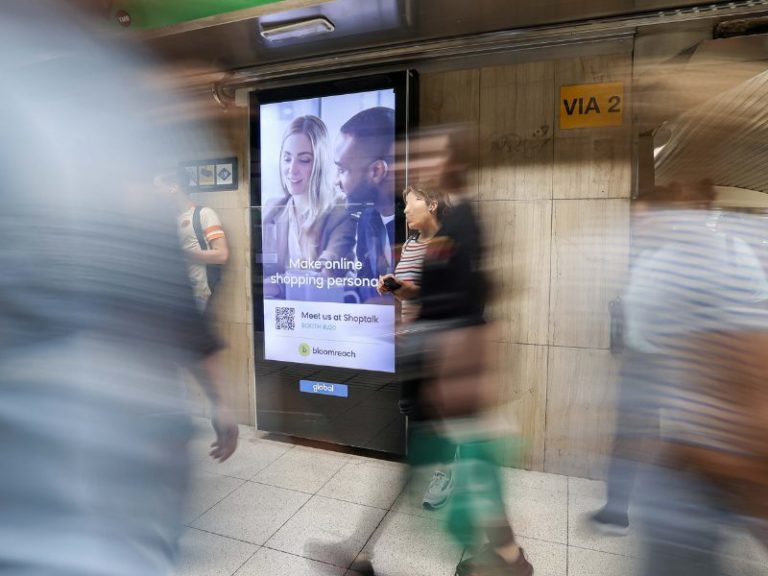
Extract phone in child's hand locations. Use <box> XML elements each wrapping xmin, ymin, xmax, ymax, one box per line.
<box><xmin>382</xmin><ymin>276</ymin><xmax>402</xmax><ymax>291</ymax></box>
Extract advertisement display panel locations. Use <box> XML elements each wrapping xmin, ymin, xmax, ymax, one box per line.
<box><xmin>259</xmin><ymin>88</ymin><xmax>398</xmax><ymax>373</ymax></box>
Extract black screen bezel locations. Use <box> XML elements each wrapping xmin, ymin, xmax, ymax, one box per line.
<box><xmin>248</xmin><ymin>71</ymin><xmax>417</xmax><ymax>454</ymax></box>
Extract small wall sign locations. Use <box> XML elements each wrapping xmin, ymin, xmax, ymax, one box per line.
<box><xmin>180</xmin><ymin>157</ymin><xmax>238</xmax><ymax>192</ymax></box>
<box><xmin>115</xmin><ymin>10</ymin><xmax>132</xmax><ymax>27</ymax></box>
<box><xmin>559</xmin><ymin>82</ymin><xmax>624</xmax><ymax>129</ymax></box>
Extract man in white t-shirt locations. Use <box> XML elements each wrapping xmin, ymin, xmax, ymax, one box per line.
<box><xmin>155</xmin><ymin>172</ymin><xmax>229</xmax><ymax>311</ymax></box>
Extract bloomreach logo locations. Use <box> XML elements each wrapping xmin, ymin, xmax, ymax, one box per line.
<box><xmin>298</xmin><ymin>343</ymin><xmax>311</xmax><ymax>357</ymax></box>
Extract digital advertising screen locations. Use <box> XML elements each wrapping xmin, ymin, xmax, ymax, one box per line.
<box><xmin>258</xmin><ymin>88</ymin><xmax>398</xmax><ymax>372</ymax></box>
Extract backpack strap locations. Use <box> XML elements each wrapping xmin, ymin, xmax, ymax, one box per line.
<box><xmin>192</xmin><ymin>205</ymin><xmax>223</xmax><ymax>297</ymax></box>
<box><xmin>191</xmin><ymin>206</ymin><xmax>208</xmax><ymax>250</ymax></box>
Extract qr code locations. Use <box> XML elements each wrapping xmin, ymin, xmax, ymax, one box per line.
<box><xmin>275</xmin><ymin>307</ymin><xmax>295</xmax><ymax>331</ymax></box>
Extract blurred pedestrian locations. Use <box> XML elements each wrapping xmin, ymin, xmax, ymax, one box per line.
<box><xmin>591</xmin><ymin>184</ymin><xmax>679</xmax><ymax>534</ymax></box>
<box><xmin>620</xmin><ymin>181</ymin><xmax>768</xmax><ymax>575</ymax></box>
<box><xmin>378</xmin><ymin>183</ymin><xmax>458</xmax><ymax>510</ymax></box>
<box><xmin>0</xmin><ymin>2</ymin><xmax>238</xmax><ymax>575</ymax></box>
<box><xmin>404</xmin><ymin>126</ymin><xmax>532</xmax><ymax>576</ymax></box>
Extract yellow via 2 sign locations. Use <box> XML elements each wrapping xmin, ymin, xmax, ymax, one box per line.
<box><xmin>560</xmin><ymin>82</ymin><xmax>624</xmax><ymax>129</ymax></box>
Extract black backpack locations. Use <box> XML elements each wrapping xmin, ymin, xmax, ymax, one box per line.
<box><xmin>192</xmin><ymin>206</ymin><xmax>223</xmax><ymax>293</ymax></box>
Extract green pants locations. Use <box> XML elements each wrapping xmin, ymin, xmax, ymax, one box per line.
<box><xmin>409</xmin><ymin>424</ymin><xmax>523</xmax><ymax>548</ymax></box>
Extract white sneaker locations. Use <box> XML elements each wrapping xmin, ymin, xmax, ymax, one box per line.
<box><xmin>422</xmin><ymin>469</ymin><xmax>454</xmax><ymax>510</ymax></box>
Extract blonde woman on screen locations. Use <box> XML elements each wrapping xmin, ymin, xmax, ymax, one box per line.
<box><xmin>263</xmin><ymin>115</ymin><xmax>355</xmax><ymax>298</ymax></box>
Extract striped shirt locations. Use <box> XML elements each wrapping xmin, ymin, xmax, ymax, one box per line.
<box><xmin>624</xmin><ymin>209</ymin><xmax>768</xmax><ymax>455</ymax></box>
<box><xmin>394</xmin><ymin>236</ymin><xmax>430</xmax><ymax>323</ymax></box>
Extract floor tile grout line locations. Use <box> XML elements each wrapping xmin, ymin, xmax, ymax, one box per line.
<box><xmin>198</xmin><ymin>446</ymin><xmax>295</xmax><ymax>484</ymax></box>
<box><xmin>187</xmin><ymin>478</ymin><xmax>315</xmax><ymax>552</ymax></box>
<box><xmin>314</xmin><ymin>455</ymin><xmax>357</xmax><ymax>495</ymax></box>
<box><xmin>248</xmin><ymin>445</ymin><xmax>352</xmax><ymax>487</ymax></box>
<box><xmin>185</xmin><ymin>477</ymin><xmax>247</xmax><ymax>526</ymax></box>
<box><xmin>243</xmin><ymin>478</ymin><xmax>317</xmax><ymax>495</ymax></box>
<box><xmin>389</xmin><ymin>478</ymin><xmax>410</xmax><ymax>512</ymax></box>
<box><xmin>343</xmin><ymin>468</ymin><xmax>425</xmax><ymax>570</ymax></box>
<box><xmin>183</xmin><ymin>525</ymin><xmax>263</xmax><ymax>547</ymax></box>
<box><xmin>255</xmin><ymin>451</ymin><xmax>354</xmax><ymax>551</ymax></box>
<box><xmin>516</xmin><ymin>534</ymin><xmax>571</xmax><ymax>547</ymax></box>
<box><xmin>350</xmin><ymin>494</ymin><xmax>467</xmax><ymax>573</ymax></box>
<box><xmin>289</xmin><ymin>458</ymin><xmax>393</xmax><ymax>572</ymax></box>
<box><xmin>315</xmin><ymin>458</ymin><xmax>407</xmax><ymax>511</ymax></box>
<box><xmin>244</xmin><ymin>444</ymin><xmax>297</xmax><ymax>481</ymax></box>
<box><xmin>347</xmin><ymin>504</ymin><xmax>393</xmax><ymax>571</ymax></box>
<box><xmin>197</xmin><ymin>473</ymin><xmax>399</xmax><ymax>511</ymax></box>
<box><xmin>566</xmin><ymin>543</ymin><xmax>640</xmax><ymax>559</ymax></box>
<box><xmin>260</xmin><ymin>489</ymin><xmax>316</xmax><ymax>551</ymax></box>
<box><xmin>300</xmin><ymin>490</ymin><xmax>396</xmax><ymax>512</ymax></box>
<box><xmin>230</xmin><ymin>546</ymin><xmax>261</xmax><ymax>576</ymax></box>
<box><xmin>241</xmin><ymin>451</ymin><xmax>353</xmax><ymax>497</ymax></box>
<box><xmin>260</xmin><ymin>544</ymin><xmax>354</xmax><ymax>571</ymax></box>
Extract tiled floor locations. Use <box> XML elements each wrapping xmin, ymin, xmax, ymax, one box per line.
<box><xmin>177</xmin><ymin>421</ymin><xmax>768</xmax><ymax>576</ymax></box>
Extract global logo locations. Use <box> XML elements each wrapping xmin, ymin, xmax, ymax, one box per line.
<box><xmin>298</xmin><ymin>343</ymin><xmax>311</xmax><ymax>357</ymax></box>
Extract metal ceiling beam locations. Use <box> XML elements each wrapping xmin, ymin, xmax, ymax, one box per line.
<box><xmin>219</xmin><ymin>0</ymin><xmax>768</xmax><ymax>90</ymax></box>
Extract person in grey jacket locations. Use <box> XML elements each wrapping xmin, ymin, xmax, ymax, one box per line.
<box><xmin>0</xmin><ymin>2</ymin><xmax>239</xmax><ymax>575</ymax></box>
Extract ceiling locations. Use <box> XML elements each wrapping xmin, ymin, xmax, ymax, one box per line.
<box><xmin>138</xmin><ymin>0</ymin><xmax>762</xmax><ymax>72</ymax></box>
<box><xmin>130</xmin><ymin>0</ymin><xmax>768</xmax><ymax>194</ymax></box>
<box><xmin>655</xmin><ymin>60</ymin><xmax>768</xmax><ymax>192</ymax></box>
